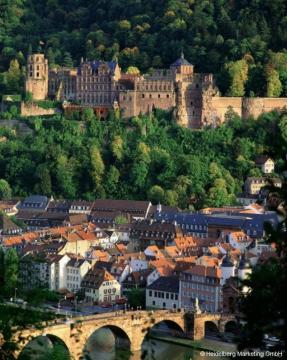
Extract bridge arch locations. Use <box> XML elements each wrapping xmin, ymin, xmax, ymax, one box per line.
<box><xmin>18</xmin><ymin>333</ymin><xmax>70</xmax><ymax>359</ymax></box>
<box><xmin>140</xmin><ymin>318</ymin><xmax>185</xmax><ymax>349</ymax></box>
<box><xmin>204</xmin><ymin>320</ymin><xmax>219</xmax><ymax>338</ymax></box>
<box><xmin>224</xmin><ymin>320</ymin><xmax>238</xmax><ymax>334</ymax></box>
<box><xmin>83</xmin><ymin>324</ymin><xmax>131</xmax><ymax>359</ymax></box>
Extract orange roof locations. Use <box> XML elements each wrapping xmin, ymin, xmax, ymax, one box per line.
<box><xmin>175</xmin><ymin>236</ymin><xmax>196</xmax><ymax>250</ymax></box>
<box><xmin>91</xmin><ymin>250</ymin><xmax>110</xmax><ymax>261</ymax></box>
<box><xmin>229</xmin><ymin>231</ymin><xmax>251</xmax><ymax>243</ymax></box>
<box><xmin>208</xmin><ymin>246</ymin><xmax>220</xmax><ymax>255</ymax></box>
<box><xmin>150</xmin><ymin>258</ymin><xmax>175</xmax><ymax>269</ymax></box>
<box><xmin>174</xmin><ymin>256</ymin><xmax>197</xmax><ymax>264</ymax></box>
<box><xmin>196</xmin><ymin>256</ymin><xmax>219</xmax><ymax>267</ymax></box>
<box><xmin>164</xmin><ymin>246</ymin><xmax>181</xmax><ymax>258</ymax></box>
<box><xmin>185</xmin><ymin>264</ymin><xmax>221</xmax><ymax>278</ymax></box>
<box><xmin>156</xmin><ymin>266</ymin><xmax>174</xmax><ymax>277</ymax></box>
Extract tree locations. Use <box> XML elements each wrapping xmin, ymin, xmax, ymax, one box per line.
<box><xmin>55</xmin><ymin>154</ymin><xmax>76</xmax><ymax>198</ymax></box>
<box><xmin>0</xmin><ymin>179</ymin><xmax>12</xmax><ymax>200</ymax></box>
<box><xmin>62</xmin><ymin>52</ymin><xmax>73</xmax><ymax>67</ymax></box>
<box><xmin>226</xmin><ymin>59</ymin><xmax>249</xmax><ymax>96</ymax></box>
<box><xmin>266</xmin><ymin>67</ymin><xmax>282</xmax><ymax>97</ymax></box>
<box><xmin>34</xmin><ymin>165</ymin><xmax>52</xmax><ymax>195</ymax></box>
<box><xmin>127</xmin><ymin>288</ymin><xmax>145</xmax><ymax>309</ymax></box>
<box><xmin>104</xmin><ymin>165</ymin><xmax>120</xmax><ymax>197</ymax></box>
<box><xmin>110</xmin><ymin>135</ymin><xmax>124</xmax><ymax>161</ymax></box>
<box><xmin>148</xmin><ymin>185</ymin><xmax>165</xmax><ymax>204</ymax></box>
<box><xmin>5</xmin><ymin>59</ymin><xmax>22</xmax><ymax>93</ymax></box>
<box><xmin>0</xmin><ymin>247</ymin><xmax>4</xmax><ymax>291</ymax></box>
<box><xmin>4</xmin><ymin>248</ymin><xmax>19</xmax><ymax>297</ymax></box>
<box><xmin>90</xmin><ymin>145</ymin><xmax>105</xmax><ymax>190</ymax></box>
<box><xmin>114</xmin><ymin>215</ymin><xmax>128</xmax><ymax>225</ymax></box>
<box><xmin>126</xmin><ymin>66</ymin><xmax>140</xmax><ymax>75</ymax></box>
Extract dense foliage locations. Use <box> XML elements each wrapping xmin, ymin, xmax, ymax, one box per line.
<box><xmin>0</xmin><ymin>109</ymin><xmax>286</xmax><ymax>209</ymax></box>
<box><xmin>1</xmin><ymin>0</ymin><xmax>287</xmax><ymax>96</ymax></box>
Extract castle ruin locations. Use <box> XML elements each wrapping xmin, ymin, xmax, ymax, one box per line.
<box><xmin>26</xmin><ymin>53</ymin><xmax>287</xmax><ymax>128</ymax></box>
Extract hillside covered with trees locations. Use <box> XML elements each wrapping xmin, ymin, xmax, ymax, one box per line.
<box><xmin>1</xmin><ymin>0</ymin><xmax>287</xmax><ymax>97</ymax></box>
<box><xmin>0</xmin><ymin>109</ymin><xmax>286</xmax><ymax>209</ymax></box>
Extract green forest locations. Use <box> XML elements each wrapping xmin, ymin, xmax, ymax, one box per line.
<box><xmin>1</xmin><ymin>0</ymin><xmax>287</xmax><ymax>97</ymax></box>
<box><xmin>0</xmin><ymin>109</ymin><xmax>286</xmax><ymax>208</ymax></box>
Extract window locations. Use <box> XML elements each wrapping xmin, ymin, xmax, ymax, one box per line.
<box><xmin>158</xmin><ymin>94</ymin><xmax>161</xmax><ymax>98</ymax></box>
<box><xmin>166</xmin><ymin>293</ymin><xmax>169</xmax><ymax>299</ymax></box>
<box><xmin>152</xmin><ymin>301</ymin><xmax>155</xmax><ymax>306</ymax></box>
<box><xmin>166</xmin><ymin>94</ymin><xmax>169</xmax><ymax>98</ymax></box>
<box><xmin>142</xmin><ymin>94</ymin><xmax>145</xmax><ymax>98</ymax></box>
<box><xmin>175</xmin><ymin>294</ymin><xmax>178</xmax><ymax>300</ymax></box>
<box><xmin>149</xmin><ymin>290</ymin><xmax>152</xmax><ymax>296</ymax></box>
<box><xmin>154</xmin><ymin>291</ymin><xmax>157</xmax><ymax>297</ymax></box>
<box><xmin>163</xmin><ymin>302</ymin><xmax>166</xmax><ymax>308</ymax></box>
<box><xmin>171</xmin><ymin>294</ymin><xmax>174</xmax><ymax>300</ymax></box>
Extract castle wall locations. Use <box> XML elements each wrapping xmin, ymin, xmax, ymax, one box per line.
<box><xmin>242</xmin><ymin>97</ymin><xmax>287</xmax><ymax>119</ymax></box>
<box><xmin>20</xmin><ymin>102</ymin><xmax>56</xmax><ymax>117</ymax></box>
<box><xmin>210</xmin><ymin>97</ymin><xmax>243</xmax><ymax>124</ymax></box>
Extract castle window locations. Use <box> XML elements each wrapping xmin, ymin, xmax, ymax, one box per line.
<box><xmin>142</xmin><ymin>94</ymin><xmax>145</xmax><ymax>98</ymax></box>
<box><xmin>158</xmin><ymin>94</ymin><xmax>161</xmax><ymax>98</ymax></box>
<box><xmin>30</xmin><ymin>72</ymin><xmax>32</xmax><ymax>77</ymax></box>
<box><xmin>36</xmin><ymin>57</ymin><xmax>39</xmax><ymax>61</ymax></box>
<box><xmin>36</xmin><ymin>72</ymin><xmax>39</xmax><ymax>77</ymax></box>
<box><xmin>37</xmin><ymin>65</ymin><xmax>39</xmax><ymax>70</ymax></box>
<box><xmin>166</xmin><ymin>94</ymin><xmax>169</xmax><ymax>98</ymax></box>
<box><xmin>191</xmin><ymin>101</ymin><xmax>193</xmax><ymax>106</ymax></box>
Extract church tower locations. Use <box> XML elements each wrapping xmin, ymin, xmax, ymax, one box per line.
<box><xmin>25</xmin><ymin>54</ymin><xmax>48</xmax><ymax>100</ymax></box>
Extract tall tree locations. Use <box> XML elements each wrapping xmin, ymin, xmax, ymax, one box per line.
<box><xmin>0</xmin><ymin>179</ymin><xmax>12</xmax><ymax>200</ymax></box>
<box><xmin>4</xmin><ymin>248</ymin><xmax>19</xmax><ymax>297</ymax></box>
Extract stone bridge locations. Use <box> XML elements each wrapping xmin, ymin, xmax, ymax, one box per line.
<box><xmin>12</xmin><ymin>310</ymin><xmax>236</xmax><ymax>359</ymax></box>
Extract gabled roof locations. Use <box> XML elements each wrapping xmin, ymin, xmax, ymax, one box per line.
<box><xmin>18</xmin><ymin>195</ymin><xmax>49</xmax><ymax>210</ymax></box>
<box><xmin>147</xmin><ymin>276</ymin><xmax>179</xmax><ymax>293</ymax></box>
<box><xmin>77</xmin><ymin>60</ymin><xmax>118</xmax><ymax>76</ymax></box>
<box><xmin>81</xmin><ymin>267</ymin><xmax>116</xmax><ymax>289</ymax></box>
<box><xmin>255</xmin><ymin>155</ymin><xmax>273</xmax><ymax>165</ymax></box>
<box><xmin>0</xmin><ymin>213</ymin><xmax>21</xmax><ymax>232</ymax></box>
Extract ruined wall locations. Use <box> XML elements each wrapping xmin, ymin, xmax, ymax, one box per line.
<box><xmin>20</xmin><ymin>102</ymin><xmax>56</xmax><ymax>117</ymax></box>
<box><xmin>242</xmin><ymin>97</ymin><xmax>287</xmax><ymax>119</ymax></box>
<box><xmin>210</xmin><ymin>97</ymin><xmax>243</xmax><ymax>124</ymax></box>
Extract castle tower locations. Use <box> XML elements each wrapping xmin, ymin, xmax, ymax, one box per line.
<box><xmin>25</xmin><ymin>53</ymin><xmax>48</xmax><ymax>100</ymax></box>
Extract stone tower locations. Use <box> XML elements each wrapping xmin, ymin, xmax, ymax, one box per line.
<box><xmin>26</xmin><ymin>54</ymin><xmax>48</xmax><ymax>100</ymax></box>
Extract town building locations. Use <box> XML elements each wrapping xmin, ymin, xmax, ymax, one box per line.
<box><xmin>66</xmin><ymin>258</ymin><xmax>91</xmax><ymax>292</ymax></box>
<box><xmin>146</xmin><ymin>276</ymin><xmax>179</xmax><ymax>310</ymax></box>
<box><xmin>81</xmin><ymin>267</ymin><xmax>121</xmax><ymax>304</ymax></box>
<box><xmin>26</xmin><ymin>53</ymin><xmax>287</xmax><ymax>128</ymax></box>
<box><xmin>255</xmin><ymin>156</ymin><xmax>275</xmax><ymax>174</ymax></box>
<box><xmin>244</xmin><ymin>177</ymin><xmax>282</xmax><ymax>195</ymax></box>
<box><xmin>179</xmin><ymin>265</ymin><xmax>222</xmax><ymax>312</ymax></box>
